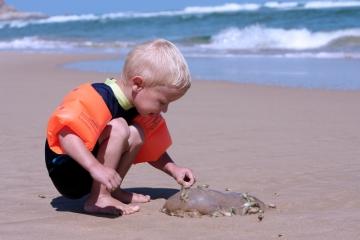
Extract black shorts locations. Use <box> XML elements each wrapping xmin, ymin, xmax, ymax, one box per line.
<box><xmin>44</xmin><ymin>140</ymin><xmax>99</xmax><ymax>199</ymax></box>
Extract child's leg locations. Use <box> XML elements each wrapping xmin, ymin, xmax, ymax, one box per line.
<box><xmin>111</xmin><ymin>125</ymin><xmax>151</xmax><ymax>203</ymax></box>
<box><xmin>84</xmin><ymin>118</ymin><xmax>140</xmax><ymax>216</ymax></box>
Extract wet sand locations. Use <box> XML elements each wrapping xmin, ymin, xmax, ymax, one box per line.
<box><xmin>0</xmin><ymin>51</ymin><xmax>359</xmax><ymax>239</ymax></box>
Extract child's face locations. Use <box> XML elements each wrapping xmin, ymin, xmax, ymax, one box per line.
<box><xmin>133</xmin><ymin>85</ymin><xmax>186</xmax><ymax>116</ymax></box>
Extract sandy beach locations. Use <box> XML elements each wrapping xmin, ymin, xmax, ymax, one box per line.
<box><xmin>0</xmin><ymin>51</ymin><xmax>360</xmax><ymax>240</ymax></box>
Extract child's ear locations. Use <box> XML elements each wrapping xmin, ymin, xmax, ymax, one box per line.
<box><xmin>131</xmin><ymin>76</ymin><xmax>144</xmax><ymax>93</ymax></box>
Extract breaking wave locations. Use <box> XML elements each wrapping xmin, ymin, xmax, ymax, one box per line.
<box><xmin>203</xmin><ymin>25</ymin><xmax>360</xmax><ymax>50</ymax></box>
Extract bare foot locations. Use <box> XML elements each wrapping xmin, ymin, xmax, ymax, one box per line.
<box><xmin>84</xmin><ymin>195</ymin><xmax>140</xmax><ymax>216</ymax></box>
<box><xmin>112</xmin><ymin>188</ymin><xmax>151</xmax><ymax>204</ymax></box>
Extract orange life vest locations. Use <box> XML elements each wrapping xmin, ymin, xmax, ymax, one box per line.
<box><xmin>47</xmin><ymin>83</ymin><xmax>171</xmax><ymax>164</ymax></box>
<box><xmin>133</xmin><ymin>114</ymin><xmax>172</xmax><ymax>164</ymax></box>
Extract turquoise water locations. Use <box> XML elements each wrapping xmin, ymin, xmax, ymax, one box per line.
<box><xmin>1</xmin><ymin>1</ymin><xmax>360</xmax><ymax>56</ymax></box>
<box><xmin>2</xmin><ymin>1</ymin><xmax>360</xmax><ymax>89</ymax></box>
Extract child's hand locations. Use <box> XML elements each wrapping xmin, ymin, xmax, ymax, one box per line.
<box><xmin>89</xmin><ymin>163</ymin><xmax>121</xmax><ymax>192</ymax></box>
<box><xmin>149</xmin><ymin>153</ymin><xmax>196</xmax><ymax>188</ymax></box>
<box><xmin>172</xmin><ymin>166</ymin><xmax>196</xmax><ymax>188</ymax></box>
<box><xmin>58</xmin><ymin>127</ymin><xmax>121</xmax><ymax>192</ymax></box>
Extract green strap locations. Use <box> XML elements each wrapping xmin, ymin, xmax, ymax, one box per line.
<box><xmin>104</xmin><ymin>78</ymin><xmax>133</xmax><ymax>110</ymax></box>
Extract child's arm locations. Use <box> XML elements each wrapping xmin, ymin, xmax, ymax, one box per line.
<box><xmin>149</xmin><ymin>152</ymin><xmax>196</xmax><ymax>188</ymax></box>
<box><xmin>58</xmin><ymin>127</ymin><xmax>121</xmax><ymax>192</ymax></box>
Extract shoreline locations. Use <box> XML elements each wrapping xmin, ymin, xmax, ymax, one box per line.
<box><xmin>65</xmin><ymin>51</ymin><xmax>360</xmax><ymax>91</ymax></box>
<box><xmin>1</xmin><ymin>51</ymin><xmax>360</xmax><ymax>240</ymax></box>
<box><xmin>2</xmin><ymin>50</ymin><xmax>360</xmax><ymax>92</ymax></box>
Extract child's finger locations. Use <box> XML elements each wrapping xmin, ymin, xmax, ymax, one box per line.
<box><xmin>106</xmin><ymin>175</ymin><xmax>119</xmax><ymax>191</ymax></box>
<box><xmin>186</xmin><ymin>171</ymin><xmax>194</xmax><ymax>182</ymax></box>
<box><xmin>185</xmin><ymin>172</ymin><xmax>196</xmax><ymax>187</ymax></box>
<box><xmin>177</xmin><ymin>176</ymin><xmax>188</xmax><ymax>187</ymax></box>
<box><xmin>114</xmin><ymin>173</ymin><xmax>121</xmax><ymax>186</ymax></box>
<box><xmin>105</xmin><ymin>182</ymin><xmax>113</xmax><ymax>192</ymax></box>
<box><xmin>110</xmin><ymin>177</ymin><xmax>120</xmax><ymax>190</ymax></box>
<box><xmin>178</xmin><ymin>174</ymin><xmax>191</xmax><ymax>188</ymax></box>
<box><xmin>182</xmin><ymin>181</ymin><xmax>192</xmax><ymax>188</ymax></box>
<box><xmin>177</xmin><ymin>178</ymin><xmax>185</xmax><ymax>186</ymax></box>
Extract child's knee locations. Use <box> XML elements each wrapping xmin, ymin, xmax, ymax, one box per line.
<box><xmin>100</xmin><ymin>118</ymin><xmax>130</xmax><ymax>144</ymax></box>
<box><xmin>110</xmin><ymin>118</ymin><xmax>130</xmax><ymax>140</ymax></box>
<box><xmin>129</xmin><ymin>125</ymin><xmax>144</xmax><ymax>150</ymax></box>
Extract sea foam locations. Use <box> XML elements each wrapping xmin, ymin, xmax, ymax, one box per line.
<box><xmin>264</xmin><ymin>1</ymin><xmax>299</xmax><ymax>9</ymax></box>
<box><xmin>204</xmin><ymin>25</ymin><xmax>360</xmax><ymax>50</ymax></box>
<box><xmin>304</xmin><ymin>1</ymin><xmax>360</xmax><ymax>9</ymax></box>
<box><xmin>0</xmin><ymin>36</ymin><xmax>133</xmax><ymax>50</ymax></box>
<box><xmin>183</xmin><ymin>3</ymin><xmax>260</xmax><ymax>13</ymax></box>
<box><xmin>0</xmin><ymin>37</ymin><xmax>75</xmax><ymax>50</ymax></box>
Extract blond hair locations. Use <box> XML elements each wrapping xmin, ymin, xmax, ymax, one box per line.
<box><xmin>122</xmin><ymin>39</ymin><xmax>191</xmax><ymax>90</ymax></box>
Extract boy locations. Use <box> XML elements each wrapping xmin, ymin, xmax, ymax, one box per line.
<box><xmin>45</xmin><ymin>39</ymin><xmax>196</xmax><ymax>216</ymax></box>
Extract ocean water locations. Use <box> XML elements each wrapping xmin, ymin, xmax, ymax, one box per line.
<box><xmin>1</xmin><ymin>1</ymin><xmax>360</xmax><ymax>89</ymax></box>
